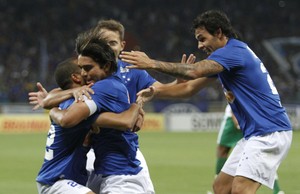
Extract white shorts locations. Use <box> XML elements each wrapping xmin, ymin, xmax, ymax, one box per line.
<box><xmin>87</xmin><ymin>167</ymin><xmax>155</xmax><ymax>194</ymax></box>
<box><xmin>86</xmin><ymin>148</ymin><xmax>154</xmax><ymax>193</ymax></box>
<box><xmin>86</xmin><ymin>148</ymin><xmax>96</xmax><ymax>172</ymax></box>
<box><xmin>37</xmin><ymin>179</ymin><xmax>92</xmax><ymax>194</ymax></box>
<box><xmin>86</xmin><ymin>148</ymin><xmax>150</xmax><ymax>174</ymax></box>
<box><xmin>221</xmin><ymin>130</ymin><xmax>292</xmax><ymax>189</ymax></box>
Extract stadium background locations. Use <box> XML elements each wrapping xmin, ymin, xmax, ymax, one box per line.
<box><xmin>0</xmin><ymin>0</ymin><xmax>299</xmax><ymax>193</ymax></box>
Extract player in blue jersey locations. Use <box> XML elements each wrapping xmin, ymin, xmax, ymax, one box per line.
<box><xmin>49</xmin><ymin>38</ymin><xmax>154</xmax><ymax>193</ymax></box>
<box><xmin>36</xmin><ymin>58</ymin><xmax>142</xmax><ymax>194</ymax></box>
<box><xmin>120</xmin><ymin>10</ymin><xmax>293</xmax><ymax>194</ymax></box>
<box><xmin>83</xmin><ymin>20</ymin><xmax>158</xmax><ymax>179</ymax></box>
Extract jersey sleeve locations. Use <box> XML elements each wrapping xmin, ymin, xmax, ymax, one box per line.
<box><xmin>90</xmin><ymin>79</ymin><xmax>130</xmax><ymax>114</ymax></box>
<box><xmin>208</xmin><ymin>45</ymin><xmax>244</xmax><ymax>71</ymax></box>
<box><xmin>135</xmin><ymin>69</ymin><xmax>156</xmax><ymax>91</ymax></box>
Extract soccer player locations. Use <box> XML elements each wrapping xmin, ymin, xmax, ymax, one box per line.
<box><xmin>81</xmin><ymin>21</ymin><xmax>197</xmax><ymax>192</ymax></box>
<box><xmin>50</xmin><ymin>38</ymin><xmax>153</xmax><ymax>193</ymax></box>
<box><xmin>83</xmin><ymin>20</ymin><xmax>159</xmax><ymax>179</ymax></box>
<box><xmin>120</xmin><ymin>10</ymin><xmax>293</xmax><ymax>194</ymax></box>
<box><xmin>36</xmin><ymin>58</ymin><xmax>142</xmax><ymax>194</ymax></box>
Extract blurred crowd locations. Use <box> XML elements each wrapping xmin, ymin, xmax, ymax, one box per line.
<box><xmin>0</xmin><ymin>0</ymin><xmax>299</xmax><ymax>111</ymax></box>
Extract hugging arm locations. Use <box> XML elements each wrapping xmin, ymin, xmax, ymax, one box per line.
<box><xmin>50</xmin><ymin>99</ymin><xmax>143</xmax><ymax>131</ymax></box>
<box><xmin>28</xmin><ymin>82</ymin><xmax>94</xmax><ymax>110</ymax></box>
<box><xmin>50</xmin><ymin>100</ymin><xmax>91</xmax><ymax>128</ymax></box>
<box><xmin>95</xmin><ymin>103</ymin><xmax>143</xmax><ymax>131</ymax></box>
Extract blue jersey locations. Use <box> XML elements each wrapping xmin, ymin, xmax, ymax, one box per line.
<box><xmin>208</xmin><ymin>39</ymin><xmax>292</xmax><ymax>139</ymax></box>
<box><xmin>36</xmin><ymin>98</ymin><xmax>98</xmax><ymax>185</ymax></box>
<box><xmin>116</xmin><ymin>60</ymin><xmax>156</xmax><ymax>103</ymax></box>
<box><xmin>90</xmin><ymin>75</ymin><xmax>142</xmax><ymax>176</ymax></box>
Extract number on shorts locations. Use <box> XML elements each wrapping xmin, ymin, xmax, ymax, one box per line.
<box><xmin>67</xmin><ymin>181</ymin><xmax>78</xmax><ymax>187</ymax></box>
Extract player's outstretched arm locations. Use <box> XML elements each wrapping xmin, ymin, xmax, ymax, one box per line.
<box><xmin>120</xmin><ymin>51</ymin><xmax>224</xmax><ymax>80</ymax></box>
<box><xmin>50</xmin><ymin>100</ymin><xmax>143</xmax><ymax>132</ymax></box>
<box><xmin>28</xmin><ymin>82</ymin><xmax>49</xmax><ymax>110</ymax></box>
<box><xmin>137</xmin><ymin>77</ymin><xmax>217</xmax><ymax>104</ymax></box>
<box><xmin>156</xmin><ymin>53</ymin><xmax>197</xmax><ymax>87</ymax></box>
<box><xmin>174</xmin><ymin>53</ymin><xmax>196</xmax><ymax>84</ymax></box>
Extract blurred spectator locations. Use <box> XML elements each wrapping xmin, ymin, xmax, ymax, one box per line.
<box><xmin>1</xmin><ymin>0</ymin><xmax>299</xmax><ymax>109</ymax></box>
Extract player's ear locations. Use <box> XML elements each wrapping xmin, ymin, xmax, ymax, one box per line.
<box><xmin>215</xmin><ymin>28</ymin><xmax>223</xmax><ymax>38</ymax></box>
<box><xmin>71</xmin><ymin>73</ymin><xmax>82</xmax><ymax>84</ymax></box>
<box><xmin>103</xmin><ymin>62</ymin><xmax>112</xmax><ymax>73</ymax></box>
<box><xmin>121</xmin><ymin>40</ymin><xmax>126</xmax><ymax>51</ymax></box>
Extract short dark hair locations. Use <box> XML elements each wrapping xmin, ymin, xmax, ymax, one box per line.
<box><xmin>192</xmin><ymin>10</ymin><xmax>239</xmax><ymax>39</ymax></box>
<box><xmin>54</xmin><ymin>57</ymin><xmax>80</xmax><ymax>90</ymax></box>
<box><xmin>75</xmin><ymin>37</ymin><xmax>117</xmax><ymax>74</ymax></box>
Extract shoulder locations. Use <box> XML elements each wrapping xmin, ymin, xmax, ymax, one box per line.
<box><xmin>118</xmin><ymin>59</ymin><xmax>131</xmax><ymax>68</ymax></box>
<box><xmin>92</xmin><ymin>76</ymin><xmax>126</xmax><ymax>92</ymax></box>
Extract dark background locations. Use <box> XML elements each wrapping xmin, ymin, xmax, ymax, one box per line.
<box><xmin>1</xmin><ymin>0</ymin><xmax>299</xmax><ymax>111</ymax></box>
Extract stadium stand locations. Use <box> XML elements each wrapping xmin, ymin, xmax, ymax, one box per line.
<box><xmin>0</xmin><ymin>0</ymin><xmax>299</xmax><ymax>109</ymax></box>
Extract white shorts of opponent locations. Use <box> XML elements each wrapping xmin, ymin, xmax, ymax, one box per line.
<box><xmin>86</xmin><ymin>148</ymin><xmax>154</xmax><ymax>194</ymax></box>
<box><xmin>37</xmin><ymin>179</ymin><xmax>92</xmax><ymax>194</ymax></box>
<box><xmin>221</xmin><ymin>130</ymin><xmax>292</xmax><ymax>189</ymax></box>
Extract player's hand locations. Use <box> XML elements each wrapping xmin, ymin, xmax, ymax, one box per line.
<box><xmin>82</xmin><ymin>131</ymin><xmax>93</xmax><ymax>147</ymax></box>
<box><xmin>132</xmin><ymin>108</ymin><xmax>145</xmax><ymax>132</ymax></box>
<box><xmin>183</xmin><ymin>53</ymin><xmax>196</xmax><ymax>64</ymax></box>
<box><xmin>72</xmin><ymin>83</ymin><xmax>94</xmax><ymax>102</ymax></box>
<box><xmin>120</xmin><ymin>51</ymin><xmax>155</xmax><ymax>69</ymax></box>
<box><xmin>136</xmin><ymin>86</ymin><xmax>156</xmax><ymax>107</ymax></box>
<box><xmin>90</xmin><ymin>123</ymin><xmax>101</xmax><ymax>134</ymax></box>
<box><xmin>176</xmin><ymin>54</ymin><xmax>196</xmax><ymax>84</ymax></box>
<box><xmin>28</xmin><ymin>82</ymin><xmax>48</xmax><ymax>110</ymax></box>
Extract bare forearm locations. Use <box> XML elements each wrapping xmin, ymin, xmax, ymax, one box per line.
<box><xmin>152</xmin><ymin>59</ymin><xmax>223</xmax><ymax>80</ymax></box>
<box><xmin>95</xmin><ymin>104</ymin><xmax>140</xmax><ymax>130</ymax></box>
<box><xmin>50</xmin><ymin>102</ymin><xmax>90</xmax><ymax>128</ymax></box>
<box><xmin>43</xmin><ymin>88</ymin><xmax>74</xmax><ymax>109</ymax></box>
<box><xmin>155</xmin><ymin>77</ymin><xmax>216</xmax><ymax>99</ymax></box>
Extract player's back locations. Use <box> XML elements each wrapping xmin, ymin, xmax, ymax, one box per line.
<box><xmin>36</xmin><ymin>98</ymin><xmax>98</xmax><ymax>185</ymax></box>
<box><xmin>89</xmin><ymin>75</ymin><xmax>142</xmax><ymax>176</ymax></box>
<box><xmin>208</xmin><ymin>38</ymin><xmax>292</xmax><ymax>138</ymax></box>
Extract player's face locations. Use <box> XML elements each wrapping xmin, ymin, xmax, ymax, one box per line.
<box><xmin>99</xmin><ymin>28</ymin><xmax>125</xmax><ymax>60</ymax></box>
<box><xmin>71</xmin><ymin>59</ymin><xmax>86</xmax><ymax>86</ymax></box>
<box><xmin>194</xmin><ymin>27</ymin><xmax>224</xmax><ymax>55</ymax></box>
<box><xmin>77</xmin><ymin>55</ymin><xmax>107</xmax><ymax>85</ymax></box>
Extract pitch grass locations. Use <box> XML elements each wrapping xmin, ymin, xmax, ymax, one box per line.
<box><xmin>0</xmin><ymin>131</ymin><xmax>299</xmax><ymax>194</ymax></box>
